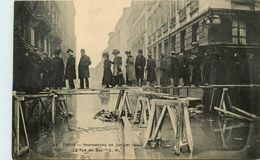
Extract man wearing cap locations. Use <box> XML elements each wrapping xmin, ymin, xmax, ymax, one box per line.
<box><xmin>52</xmin><ymin>49</ymin><xmax>65</xmax><ymax>89</ymax></box>
<box><xmin>78</xmin><ymin>49</ymin><xmax>92</xmax><ymax>89</ymax></box>
<box><xmin>135</xmin><ymin>49</ymin><xmax>146</xmax><ymax>86</ymax></box>
<box><xmin>42</xmin><ymin>52</ymin><xmax>52</xmax><ymax>89</ymax></box>
<box><xmin>125</xmin><ymin>51</ymin><xmax>136</xmax><ymax>86</ymax></box>
<box><xmin>170</xmin><ymin>51</ymin><xmax>180</xmax><ymax>86</ymax></box>
<box><xmin>146</xmin><ymin>53</ymin><xmax>156</xmax><ymax>86</ymax></box>
<box><xmin>65</xmin><ymin>49</ymin><xmax>76</xmax><ymax>89</ymax></box>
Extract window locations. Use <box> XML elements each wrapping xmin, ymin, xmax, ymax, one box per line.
<box><xmin>180</xmin><ymin>30</ymin><xmax>186</xmax><ymax>52</ymax></box>
<box><xmin>170</xmin><ymin>1</ymin><xmax>176</xmax><ymax>17</ymax></box>
<box><xmin>171</xmin><ymin>35</ymin><xmax>176</xmax><ymax>51</ymax></box>
<box><xmin>232</xmin><ymin>19</ymin><xmax>246</xmax><ymax>44</ymax></box>
<box><xmin>192</xmin><ymin>23</ymin><xmax>199</xmax><ymax>42</ymax></box>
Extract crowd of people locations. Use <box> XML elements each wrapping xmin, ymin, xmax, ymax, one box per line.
<box><xmin>17</xmin><ymin>47</ymin><xmax>91</xmax><ymax>94</ymax></box>
<box><xmin>15</xmin><ymin>44</ymin><xmax>257</xmax><ymax>93</ymax></box>
<box><xmin>102</xmin><ymin>46</ymin><xmax>256</xmax><ymax>88</ymax></box>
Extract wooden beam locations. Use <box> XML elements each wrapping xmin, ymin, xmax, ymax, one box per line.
<box><xmin>214</xmin><ymin>107</ymin><xmax>253</xmax><ymax>121</ymax></box>
<box><xmin>122</xmin><ymin>117</ymin><xmax>136</xmax><ymax>159</ymax></box>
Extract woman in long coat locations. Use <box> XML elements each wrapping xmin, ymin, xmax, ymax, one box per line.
<box><xmin>111</xmin><ymin>49</ymin><xmax>125</xmax><ymax>87</ymax></box>
<box><xmin>52</xmin><ymin>49</ymin><xmax>65</xmax><ymax>89</ymax></box>
<box><xmin>125</xmin><ymin>51</ymin><xmax>136</xmax><ymax>86</ymax></box>
<box><xmin>102</xmin><ymin>52</ymin><xmax>112</xmax><ymax>88</ymax></box>
<box><xmin>146</xmin><ymin>53</ymin><xmax>156</xmax><ymax>85</ymax></box>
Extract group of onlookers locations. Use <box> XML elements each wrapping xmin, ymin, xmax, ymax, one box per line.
<box><xmin>16</xmin><ymin>47</ymin><xmax>92</xmax><ymax>93</ymax></box>
<box><xmin>101</xmin><ymin>46</ymin><xmax>258</xmax><ymax>88</ymax></box>
<box><xmin>102</xmin><ymin>49</ymin><xmax>155</xmax><ymax>88</ymax></box>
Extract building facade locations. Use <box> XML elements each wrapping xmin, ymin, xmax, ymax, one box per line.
<box><xmin>13</xmin><ymin>1</ymin><xmax>76</xmax><ymax>90</ymax></box>
<box><xmin>146</xmin><ymin>0</ymin><xmax>260</xmax><ymax>84</ymax></box>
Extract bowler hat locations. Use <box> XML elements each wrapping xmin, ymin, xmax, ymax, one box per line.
<box><xmin>170</xmin><ymin>51</ymin><xmax>176</xmax><ymax>55</ymax></box>
<box><xmin>138</xmin><ymin>49</ymin><xmax>143</xmax><ymax>53</ymax></box>
<box><xmin>54</xmin><ymin>49</ymin><xmax>61</xmax><ymax>55</ymax></box>
<box><xmin>67</xmin><ymin>49</ymin><xmax>73</xmax><ymax>53</ymax></box>
<box><xmin>112</xmin><ymin>49</ymin><xmax>120</xmax><ymax>55</ymax></box>
<box><xmin>102</xmin><ymin>52</ymin><xmax>109</xmax><ymax>57</ymax></box>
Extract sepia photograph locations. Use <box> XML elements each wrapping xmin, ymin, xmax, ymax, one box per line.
<box><xmin>11</xmin><ymin>0</ymin><xmax>260</xmax><ymax>159</ymax></box>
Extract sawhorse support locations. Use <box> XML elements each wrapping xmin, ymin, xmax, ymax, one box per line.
<box><xmin>132</xmin><ymin>96</ymin><xmax>151</xmax><ymax>127</ymax></box>
<box><xmin>55</xmin><ymin>95</ymin><xmax>69</xmax><ymax>119</ymax></box>
<box><xmin>115</xmin><ymin>90</ymin><xmax>133</xmax><ymax>118</ymax></box>
<box><xmin>13</xmin><ymin>95</ymin><xmax>29</xmax><ymax>157</ymax></box>
<box><xmin>210</xmin><ymin>88</ymin><xmax>259</xmax><ymax>121</ymax></box>
<box><xmin>143</xmin><ymin>99</ymin><xmax>193</xmax><ymax>155</ymax></box>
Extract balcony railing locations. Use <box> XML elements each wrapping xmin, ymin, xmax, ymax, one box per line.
<box><xmin>179</xmin><ymin>7</ymin><xmax>187</xmax><ymax>22</ymax></box>
<box><xmin>190</xmin><ymin>0</ymin><xmax>199</xmax><ymax>14</ymax></box>
<box><xmin>33</xmin><ymin>1</ymin><xmax>52</xmax><ymax>29</ymax></box>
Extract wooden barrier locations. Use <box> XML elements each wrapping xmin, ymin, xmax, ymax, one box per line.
<box><xmin>143</xmin><ymin>99</ymin><xmax>193</xmax><ymax>155</ymax></box>
<box><xmin>211</xmin><ymin>88</ymin><xmax>260</xmax><ymax>121</ymax></box>
<box><xmin>115</xmin><ymin>90</ymin><xmax>133</xmax><ymax>118</ymax></box>
<box><xmin>132</xmin><ymin>96</ymin><xmax>151</xmax><ymax>127</ymax></box>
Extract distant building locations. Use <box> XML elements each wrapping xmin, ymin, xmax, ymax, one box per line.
<box><xmin>147</xmin><ymin>0</ymin><xmax>260</xmax><ymax>84</ymax></box>
<box><xmin>101</xmin><ymin>0</ymin><xmax>260</xmax><ymax>85</ymax></box>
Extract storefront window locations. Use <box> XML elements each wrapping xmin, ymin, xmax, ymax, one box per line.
<box><xmin>232</xmin><ymin>19</ymin><xmax>246</xmax><ymax>44</ymax></box>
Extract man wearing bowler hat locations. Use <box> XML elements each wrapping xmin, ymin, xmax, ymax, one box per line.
<box><xmin>135</xmin><ymin>49</ymin><xmax>146</xmax><ymax>86</ymax></box>
<box><xmin>78</xmin><ymin>49</ymin><xmax>92</xmax><ymax>89</ymax></box>
<box><xmin>52</xmin><ymin>49</ymin><xmax>65</xmax><ymax>89</ymax></box>
<box><xmin>65</xmin><ymin>49</ymin><xmax>76</xmax><ymax>89</ymax></box>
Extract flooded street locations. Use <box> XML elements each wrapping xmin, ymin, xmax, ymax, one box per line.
<box><xmin>22</xmin><ymin>92</ymin><xmax>125</xmax><ymax>159</ymax></box>
<box><xmin>19</xmin><ymin>90</ymin><xmax>260</xmax><ymax>159</ymax></box>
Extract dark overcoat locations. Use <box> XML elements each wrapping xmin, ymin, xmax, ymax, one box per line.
<box><xmin>191</xmin><ymin>55</ymin><xmax>202</xmax><ymax>86</ymax></box>
<box><xmin>160</xmin><ymin>56</ymin><xmax>171</xmax><ymax>87</ymax></box>
<box><xmin>102</xmin><ymin>59</ymin><xmax>112</xmax><ymax>85</ymax></box>
<box><xmin>78</xmin><ymin>54</ymin><xmax>92</xmax><ymax>78</ymax></box>
<box><xmin>170</xmin><ymin>56</ymin><xmax>180</xmax><ymax>79</ymax></box>
<box><xmin>146</xmin><ymin>58</ymin><xmax>156</xmax><ymax>82</ymax></box>
<box><xmin>179</xmin><ymin>57</ymin><xmax>190</xmax><ymax>77</ymax></box>
<box><xmin>135</xmin><ymin>55</ymin><xmax>146</xmax><ymax>79</ymax></box>
<box><xmin>65</xmin><ymin>55</ymin><xmax>76</xmax><ymax>80</ymax></box>
<box><xmin>42</xmin><ymin>56</ymin><xmax>53</xmax><ymax>88</ymax></box>
<box><xmin>30</xmin><ymin>52</ymin><xmax>44</xmax><ymax>93</ymax></box>
<box><xmin>52</xmin><ymin>57</ymin><xmax>65</xmax><ymax>88</ymax></box>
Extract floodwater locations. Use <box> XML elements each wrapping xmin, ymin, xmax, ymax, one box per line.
<box><xmin>20</xmin><ymin>90</ymin><xmax>260</xmax><ymax>159</ymax></box>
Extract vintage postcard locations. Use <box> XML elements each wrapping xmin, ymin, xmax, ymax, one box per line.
<box><xmin>12</xmin><ymin>0</ymin><xmax>260</xmax><ymax>159</ymax></box>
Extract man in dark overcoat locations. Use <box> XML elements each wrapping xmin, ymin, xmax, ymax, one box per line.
<box><xmin>78</xmin><ymin>49</ymin><xmax>92</xmax><ymax>89</ymax></box>
<box><xmin>179</xmin><ymin>52</ymin><xmax>190</xmax><ymax>86</ymax></box>
<box><xmin>65</xmin><ymin>49</ymin><xmax>76</xmax><ymax>89</ymax></box>
<box><xmin>146</xmin><ymin>53</ymin><xmax>156</xmax><ymax>86</ymax></box>
<box><xmin>135</xmin><ymin>49</ymin><xmax>146</xmax><ymax>86</ymax></box>
<box><xmin>160</xmin><ymin>53</ymin><xmax>171</xmax><ymax>87</ymax></box>
<box><xmin>30</xmin><ymin>48</ymin><xmax>44</xmax><ymax>93</ymax></box>
<box><xmin>52</xmin><ymin>49</ymin><xmax>65</xmax><ymax>89</ymax></box>
<box><xmin>42</xmin><ymin>52</ymin><xmax>53</xmax><ymax>89</ymax></box>
<box><xmin>170</xmin><ymin>51</ymin><xmax>180</xmax><ymax>86</ymax></box>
